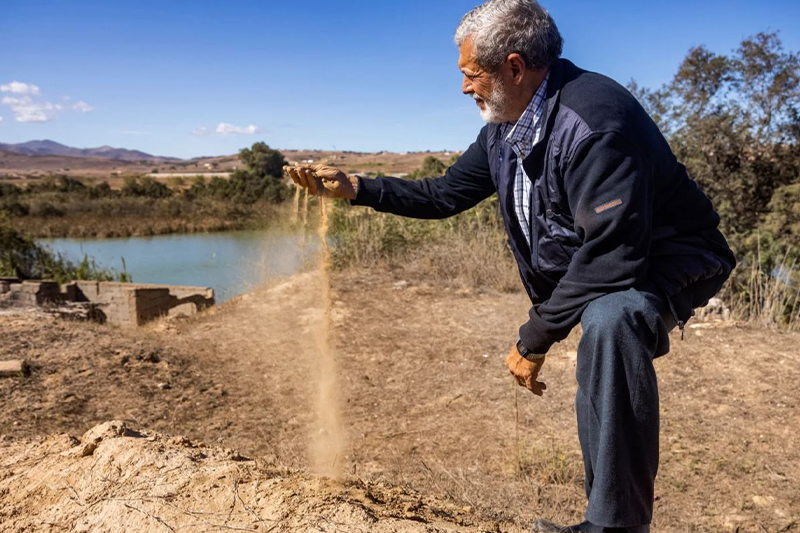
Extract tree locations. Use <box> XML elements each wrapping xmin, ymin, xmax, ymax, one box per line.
<box><xmin>121</xmin><ymin>176</ymin><xmax>172</xmax><ymax>198</ymax></box>
<box><xmin>630</xmin><ymin>31</ymin><xmax>800</xmax><ymax>253</ymax></box>
<box><xmin>238</xmin><ymin>142</ymin><xmax>286</xmax><ymax>179</ymax></box>
<box><xmin>629</xmin><ymin>32</ymin><xmax>800</xmax><ymax>324</ymax></box>
<box><xmin>759</xmin><ymin>181</ymin><xmax>800</xmax><ymax>279</ymax></box>
<box><xmin>407</xmin><ymin>156</ymin><xmax>447</xmax><ymax>180</ymax></box>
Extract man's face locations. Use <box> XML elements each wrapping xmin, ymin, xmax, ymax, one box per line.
<box><xmin>458</xmin><ymin>36</ymin><xmax>513</xmax><ymax>123</ymax></box>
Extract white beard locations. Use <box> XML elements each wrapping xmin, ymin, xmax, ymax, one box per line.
<box><xmin>475</xmin><ymin>78</ymin><xmax>512</xmax><ymax>123</ymax></box>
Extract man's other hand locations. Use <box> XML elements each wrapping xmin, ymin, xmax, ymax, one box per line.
<box><xmin>283</xmin><ymin>164</ymin><xmax>359</xmax><ymax>200</ymax></box>
<box><xmin>505</xmin><ymin>343</ymin><xmax>547</xmax><ymax>396</ymax></box>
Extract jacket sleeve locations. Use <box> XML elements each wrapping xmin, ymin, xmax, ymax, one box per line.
<box><xmin>350</xmin><ymin>126</ymin><xmax>495</xmax><ymax>219</ymax></box>
<box><xmin>519</xmin><ymin>131</ymin><xmax>654</xmax><ymax>354</ymax></box>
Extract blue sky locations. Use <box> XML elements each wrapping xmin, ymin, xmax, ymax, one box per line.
<box><xmin>1</xmin><ymin>0</ymin><xmax>798</xmax><ymax>159</ymax></box>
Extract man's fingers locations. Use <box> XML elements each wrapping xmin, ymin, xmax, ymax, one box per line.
<box><xmin>294</xmin><ymin>167</ymin><xmax>309</xmax><ymax>188</ymax></box>
<box><xmin>285</xmin><ymin>167</ymin><xmax>301</xmax><ymax>186</ymax></box>
<box><xmin>301</xmin><ymin>168</ymin><xmax>319</xmax><ymax>194</ymax></box>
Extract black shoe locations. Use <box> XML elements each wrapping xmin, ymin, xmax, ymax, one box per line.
<box><xmin>534</xmin><ymin>521</ymin><xmax>650</xmax><ymax>533</ymax></box>
<box><xmin>532</xmin><ymin>519</ymin><xmax>587</xmax><ymax>533</ymax></box>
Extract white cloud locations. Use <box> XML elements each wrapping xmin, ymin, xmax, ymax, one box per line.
<box><xmin>1</xmin><ymin>94</ymin><xmax>62</xmax><ymax>123</ymax></box>
<box><xmin>192</xmin><ymin>123</ymin><xmax>260</xmax><ymax>136</ymax></box>
<box><xmin>215</xmin><ymin>122</ymin><xmax>259</xmax><ymax>135</ymax></box>
<box><xmin>0</xmin><ymin>115</ymin><xmax>3</xmax><ymax>124</ymax></box>
<box><xmin>1</xmin><ymin>95</ymin><xmax>30</xmax><ymax>106</ymax></box>
<box><xmin>0</xmin><ymin>81</ymin><xmax>41</xmax><ymax>95</ymax></box>
<box><xmin>0</xmin><ymin>82</ymin><xmax>93</xmax><ymax>123</ymax></box>
<box><xmin>72</xmin><ymin>100</ymin><xmax>94</xmax><ymax>112</ymax></box>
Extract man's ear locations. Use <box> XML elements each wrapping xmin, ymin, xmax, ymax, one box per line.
<box><xmin>506</xmin><ymin>53</ymin><xmax>527</xmax><ymax>84</ymax></box>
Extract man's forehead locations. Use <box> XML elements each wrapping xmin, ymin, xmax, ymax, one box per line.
<box><xmin>458</xmin><ymin>37</ymin><xmax>478</xmax><ymax>71</ymax></box>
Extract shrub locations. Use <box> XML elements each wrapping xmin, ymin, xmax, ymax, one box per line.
<box><xmin>0</xmin><ymin>214</ymin><xmax>121</xmax><ymax>283</ymax></box>
<box><xmin>0</xmin><ymin>183</ymin><xmax>21</xmax><ymax>197</ymax></box>
<box><xmin>122</xmin><ymin>176</ymin><xmax>173</xmax><ymax>198</ymax></box>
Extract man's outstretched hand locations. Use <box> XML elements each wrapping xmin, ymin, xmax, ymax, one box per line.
<box><xmin>505</xmin><ymin>343</ymin><xmax>547</xmax><ymax>396</ymax></box>
<box><xmin>284</xmin><ymin>164</ymin><xmax>359</xmax><ymax>200</ymax></box>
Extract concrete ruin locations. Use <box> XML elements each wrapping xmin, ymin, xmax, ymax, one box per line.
<box><xmin>0</xmin><ymin>277</ymin><xmax>214</xmax><ymax>327</ymax></box>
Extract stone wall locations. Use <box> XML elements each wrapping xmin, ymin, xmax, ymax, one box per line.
<box><xmin>1</xmin><ymin>278</ymin><xmax>214</xmax><ymax>328</ymax></box>
<box><xmin>0</xmin><ymin>278</ymin><xmax>61</xmax><ymax>307</ymax></box>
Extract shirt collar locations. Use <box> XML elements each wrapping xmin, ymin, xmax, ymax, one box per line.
<box><xmin>502</xmin><ymin>72</ymin><xmax>550</xmax><ymax>158</ymax></box>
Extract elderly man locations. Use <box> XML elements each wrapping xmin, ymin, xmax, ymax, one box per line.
<box><xmin>286</xmin><ymin>0</ymin><xmax>735</xmax><ymax>531</ymax></box>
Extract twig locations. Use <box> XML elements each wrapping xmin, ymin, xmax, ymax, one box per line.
<box><xmin>383</xmin><ymin>429</ymin><xmax>424</xmax><ymax>439</ymax></box>
<box><xmin>234</xmin><ymin>480</ymin><xmax>269</xmax><ymax>524</ymax></box>
<box><xmin>66</xmin><ymin>484</ymin><xmax>85</xmax><ymax>506</ymax></box>
<box><xmin>425</xmin><ymin>457</ymin><xmax>477</xmax><ymax>508</ymax></box>
<box><xmin>123</xmin><ymin>503</ymin><xmax>176</xmax><ymax>532</ymax></box>
<box><xmin>514</xmin><ymin>378</ymin><xmax>521</xmax><ymax>474</ymax></box>
<box><xmin>309</xmin><ymin>514</ymin><xmax>371</xmax><ymax>533</ymax></box>
<box><xmin>446</xmin><ymin>393</ymin><xmax>463</xmax><ymax>406</ymax></box>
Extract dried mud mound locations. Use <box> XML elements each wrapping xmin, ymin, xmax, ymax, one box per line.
<box><xmin>0</xmin><ymin>421</ymin><xmax>515</xmax><ymax>533</ymax></box>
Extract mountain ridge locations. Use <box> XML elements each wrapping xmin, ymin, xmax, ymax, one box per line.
<box><xmin>0</xmin><ymin>139</ymin><xmax>181</xmax><ymax>162</ymax></box>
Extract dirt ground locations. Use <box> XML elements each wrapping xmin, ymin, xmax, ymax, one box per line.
<box><xmin>0</xmin><ymin>421</ymin><xmax>499</xmax><ymax>533</ymax></box>
<box><xmin>1</xmin><ymin>269</ymin><xmax>798</xmax><ymax>532</ymax></box>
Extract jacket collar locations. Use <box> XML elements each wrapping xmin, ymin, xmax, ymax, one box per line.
<box><xmin>487</xmin><ymin>58</ymin><xmax>566</xmax><ymax>150</ymax></box>
<box><xmin>539</xmin><ymin>57</ymin><xmax>565</xmax><ymax>142</ymax></box>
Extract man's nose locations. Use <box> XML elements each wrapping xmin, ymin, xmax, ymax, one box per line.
<box><xmin>462</xmin><ymin>75</ymin><xmax>472</xmax><ymax>95</ymax></box>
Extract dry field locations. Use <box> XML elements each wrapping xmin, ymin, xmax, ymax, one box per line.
<box><xmin>0</xmin><ymin>148</ymin><xmax>455</xmax><ymax>185</ymax></box>
<box><xmin>1</xmin><ymin>269</ymin><xmax>798</xmax><ymax>532</ymax></box>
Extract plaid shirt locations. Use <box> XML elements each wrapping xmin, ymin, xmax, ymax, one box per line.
<box><xmin>500</xmin><ymin>73</ymin><xmax>549</xmax><ymax>247</ymax></box>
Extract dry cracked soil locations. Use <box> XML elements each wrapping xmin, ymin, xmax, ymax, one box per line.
<box><xmin>1</xmin><ymin>269</ymin><xmax>798</xmax><ymax>533</ymax></box>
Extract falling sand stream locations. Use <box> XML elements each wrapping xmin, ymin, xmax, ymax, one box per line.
<box><xmin>298</xmin><ymin>188</ymin><xmax>346</xmax><ymax>479</ymax></box>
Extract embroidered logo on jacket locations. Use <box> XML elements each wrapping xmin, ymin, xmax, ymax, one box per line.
<box><xmin>594</xmin><ymin>198</ymin><xmax>623</xmax><ymax>214</ymax></box>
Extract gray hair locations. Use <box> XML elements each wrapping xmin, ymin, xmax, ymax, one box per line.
<box><xmin>455</xmin><ymin>0</ymin><xmax>563</xmax><ymax>72</ymax></box>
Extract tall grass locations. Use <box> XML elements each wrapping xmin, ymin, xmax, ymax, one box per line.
<box><xmin>727</xmin><ymin>241</ymin><xmax>800</xmax><ymax>330</ymax></box>
<box><xmin>0</xmin><ymin>214</ymin><xmax>129</xmax><ymax>283</ymax></box>
<box><xmin>329</xmin><ymin>197</ymin><xmax>521</xmax><ymax>291</ymax></box>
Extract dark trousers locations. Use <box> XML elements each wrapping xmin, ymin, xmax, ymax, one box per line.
<box><xmin>573</xmin><ymin>273</ymin><xmax>728</xmax><ymax>532</ymax></box>
<box><xmin>575</xmin><ymin>283</ymin><xmax>675</xmax><ymax>531</ymax></box>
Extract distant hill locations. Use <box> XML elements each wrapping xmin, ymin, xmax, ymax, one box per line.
<box><xmin>0</xmin><ymin>140</ymin><xmax>180</xmax><ymax>162</ymax></box>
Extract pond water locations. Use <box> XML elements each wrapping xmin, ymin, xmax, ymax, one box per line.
<box><xmin>39</xmin><ymin>229</ymin><xmax>319</xmax><ymax>303</ymax></box>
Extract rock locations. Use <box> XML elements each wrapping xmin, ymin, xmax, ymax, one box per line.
<box><xmin>696</xmin><ymin>297</ymin><xmax>731</xmax><ymax>321</ymax></box>
<box><xmin>80</xmin><ymin>442</ymin><xmax>98</xmax><ymax>457</ymax></box>
<box><xmin>392</xmin><ymin>280</ymin><xmax>409</xmax><ymax>291</ymax></box>
<box><xmin>81</xmin><ymin>420</ymin><xmax>132</xmax><ymax>442</ymax></box>
<box><xmin>0</xmin><ymin>360</ymin><xmax>29</xmax><ymax>378</ymax></box>
<box><xmin>752</xmin><ymin>495</ymin><xmax>774</xmax><ymax>507</ymax></box>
